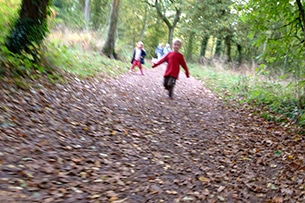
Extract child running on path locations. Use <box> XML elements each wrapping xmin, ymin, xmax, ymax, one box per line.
<box><xmin>152</xmin><ymin>38</ymin><xmax>190</xmax><ymax>99</ymax></box>
<box><xmin>130</xmin><ymin>41</ymin><xmax>146</xmax><ymax>75</ymax></box>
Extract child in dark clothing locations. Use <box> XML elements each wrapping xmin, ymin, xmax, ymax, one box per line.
<box><xmin>130</xmin><ymin>41</ymin><xmax>146</xmax><ymax>75</ymax></box>
<box><xmin>152</xmin><ymin>39</ymin><xmax>190</xmax><ymax>99</ymax></box>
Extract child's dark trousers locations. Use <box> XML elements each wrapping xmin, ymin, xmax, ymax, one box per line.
<box><xmin>163</xmin><ymin>76</ymin><xmax>176</xmax><ymax>98</ymax></box>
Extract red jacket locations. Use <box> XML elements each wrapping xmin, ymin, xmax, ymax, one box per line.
<box><xmin>153</xmin><ymin>51</ymin><xmax>190</xmax><ymax>79</ymax></box>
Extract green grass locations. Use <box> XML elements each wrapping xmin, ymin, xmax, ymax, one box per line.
<box><xmin>44</xmin><ymin>42</ymin><xmax>129</xmax><ymax>79</ymax></box>
<box><xmin>0</xmin><ymin>0</ymin><xmax>20</xmax><ymax>44</ymax></box>
<box><xmin>189</xmin><ymin>63</ymin><xmax>305</xmax><ymax>132</ymax></box>
<box><xmin>189</xmin><ymin>63</ymin><xmax>246</xmax><ymax>100</ymax></box>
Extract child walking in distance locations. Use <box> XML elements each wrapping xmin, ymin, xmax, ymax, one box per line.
<box><xmin>155</xmin><ymin>43</ymin><xmax>164</xmax><ymax>60</ymax></box>
<box><xmin>152</xmin><ymin>39</ymin><xmax>190</xmax><ymax>99</ymax></box>
<box><xmin>163</xmin><ymin>43</ymin><xmax>171</xmax><ymax>55</ymax></box>
<box><xmin>130</xmin><ymin>41</ymin><xmax>146</xmax><ymax>75</ymax></box>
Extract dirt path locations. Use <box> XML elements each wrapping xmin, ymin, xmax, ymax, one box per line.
<box><xmin>0</xmin><ymin>66</ymin><xmax>304</xmax><ymax>203</ymax></box>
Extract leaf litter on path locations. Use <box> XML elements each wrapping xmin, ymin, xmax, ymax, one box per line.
<box><xmin>0</xmin><ymin>66</ymin><xmax>304</xmax><ymax>202</ymax></box>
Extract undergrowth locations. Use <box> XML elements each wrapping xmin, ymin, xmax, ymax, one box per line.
<box><xmin>189</xmin><ymin>63</ymin><xmax>305</xmax><ymax>134</ymax></box>
<box><xmin>44</xmin><ymin>32</ymin><xmax>130</xmax><ymax>79</ymax></box>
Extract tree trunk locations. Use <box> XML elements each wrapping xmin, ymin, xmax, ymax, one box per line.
<box><xmin>237</xmin><ymin>44</ymin><xmax>242</xmax><ymax>65</ymax></box>
<box><xmin>296</xmin><ymin>0</ymin><xmax>305</xmax><ymax>106</ymax></box>
<box><xmin>214</xmin><ymin>38</ymin><xmax>222</xmax><ymax>58</ymax></box>
<box><xmin>200</xmin><ymin>34</ymin><xmax>209</xmax><ymax>57</ymax></box>
<box><xmin>154</xmin><ymin>0</ymin><xmax>181</xmax><ymax>45</ymax></box>
<box><xmin>225</xmin><ymin>35</ymin><xmax>231</xmax><ymax>62</ymax></box>
<box><xmin>186</xmin><ymin>31</ymin><xmax>195</xmax><ymax>61</ymax></box>
<box><xmin>296</xmin><ymin>0</ymin><xmax>305</xmax><ymax>48</ymax></box>
<box><xmin>19</xmin><ymin>0</ymin><xmax>49</xmax><ymax>19</ymax></box>
<box><xmin>102</xmin><ymin>0</ymin><xmax>120</xmax><ymax>59</ymax></box>
<box><xmin>6</xmin><ymin>0</ymin><xmax>50</xmax><ymax>58</ymax></box>
<box><xmin>84</xmin><ymin>0</ymin><xmax>90</xmax><ymax>31</ymax></box>
<box><xmin>140</xmin><ymin>4</ymin><xmax>149</xmax><ymax>42</ymax></box>
<box><xmin>168</xmin><ymin>27</ymin><xmax>174</xmax><ymax>45</ymax></box>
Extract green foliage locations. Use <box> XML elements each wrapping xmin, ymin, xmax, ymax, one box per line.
<box><xmin>52</xmin><ymin>0</ymin><xmax>86</xmax><ymax>29</ymax></box>
<box><xmin>189</xmin><ymin>63</ymin><xmax>242</xmax><ymax>98</ymax></box>
<box><xmin>52</xmin><ymin>0</ymin><xmax>110</xmax><ymax>30</ymax></box>
<box><xmin>1</xmin><ymin>45</ymin><xmax>47</xmax><ymax>77</ymax></box>
<box><xmin>91</xmin><ymin>0</ymin><xmax>110</xmax><ymax>30</ymax></box>
<box><xmin>0</xmin><ymin>1</ymin><xmax>45</xmax><ymax>78</ymax></box>
<box><xmin>120</xmin><ymin>0</ymin><xmax>167</xmax><ymax>56</ymax></box>
<box><xmin>0</xmin><ymin>0</ymin><xmax>61</xmax><ymax>83</ymax></box>
<box><xmin>6</xmin><ymin>18</ymin><xmax>48</xmax><ymax>60</ymax></box>
<box><xmin>44</xmin><ymin>39</ymin><xmax>129</xmax><ymax>79</ymax></box>
<box><xmin>0</xmin><ymin>0</ymin><xmax>20</xmax><ymax>44</ymax></box>
<box><xmin>242</xmin><ymin>0</ymin><xmax>305</xmax><ymax>73</ymax></box>
<box><xmin>190</xmin><ymin>63</ymin><xmax>305</xmax><ymax>131</ymax></box>
<box><xmin>5</xmin><ymin>0</ymin><xmax>53</xmax><ymax>63</ymax></box>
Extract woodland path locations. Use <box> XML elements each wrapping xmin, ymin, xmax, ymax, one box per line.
<box><xmin>0</xmin><ymin>64</ymin><xmax>304</xmax><ymax>203</ymax></box>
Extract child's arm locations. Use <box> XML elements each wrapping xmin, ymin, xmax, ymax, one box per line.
<box><xmin>152</xmin><ymin>55</ymin><xmax>167</xmax><ymax>68</ymax></box>
<box><xmin>180</xmin><ymin>55</ymin><xmax>190</xmax><ymax>78</ymax></box>
<box><xmin>141</xmin><ymin>50</ymin><xmax>146</xmax><ymax>58</ymax></box>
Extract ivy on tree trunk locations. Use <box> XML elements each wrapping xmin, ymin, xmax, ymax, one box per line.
<box><xmin>5</xmin><ymin>0</ymin><xmax>51</xmax><ymax>61</ymax></box>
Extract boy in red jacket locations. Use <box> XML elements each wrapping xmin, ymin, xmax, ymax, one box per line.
<box><xmin>152</xmin><ymin>38</ymin><xmax>190</xmax><ymax>99</ymax></box>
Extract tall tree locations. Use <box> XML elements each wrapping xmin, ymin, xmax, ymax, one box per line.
<box><xmin>139</xmin><ymin>4</ymin><xmax>150</xmax><ymax>42</ymax></box>
<box><xmin>241</xmin><ymin>0</ymin><xmax>305</xmax><ymax>104</ymax></box>
<box><xmin>83</xmin><ymin>0</ymin><xmax>90</xmax><ymax>31</ymax></box>
<box><xmin>243</xmin><ymin>0</ymin><xmax>305</xmax><ymax>71</ymax></box>
<box><xmin>185</xmin><ymin>31</ymin><xmax>195</xmax><ymax>61</ymax></box>
<box><xmin>296</xmin><ymin>0</ymin><xmax>305</xmax><ymax>46</ymax></box>
<box><xmin>6</xmin><ymin>0</ymin><xmax>51</xmax><ymax>60</ymax></box>
<box><xmin>176</xmin><ymin>0</ymin><xmax>238</xmax><ymax>61</ymax></box>
<box><xmin>120</xmin><ymin>0</ymin><xmax>156</xmax><ymax>48</ymax></box>
<box><xmin>102</xmin><ymin>0</ymin><xmax>120</xmax><ymax>59</ymax></box>
<box><xmin>149</xmin><ymin>0</ymin><xmax>182</xmax><ymax>44</ymax></box>
<box><xmin>53</xmin><ymin>0</ymin><xmax>88</xmax><ymax>29</ymax></box>
<box><xmin>212</xmin><ymin>0</ymin><xmax>235</xmax><ymax>61</ymax></box>
<box><xmin>200</xmin><ymin>34</ymin><xmax>210</xmax><ymax>58</ymax></box>
<box><xmin>91</xmin><ymin>0</ymin><xmax>109</xmax><ymax>30</ymax></box>
<box><xmin>215</xmin><ymin>38</ymin><xmax>222</xmax><ymax>57</ymax></box>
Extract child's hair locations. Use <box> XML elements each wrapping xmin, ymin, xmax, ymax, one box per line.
<box><xmin>173</xmin><ymin>38</ymin><xmax>182</xmax><ymax>45</ymax></box>
<box><xmin>137</xmin><ymin>41</ymin><xmax>144</xmax><ymax>46</ymax></box>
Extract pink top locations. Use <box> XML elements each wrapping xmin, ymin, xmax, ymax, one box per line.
<box><xmin>153</xmin><ymin>52</ymin><xmax>190</xmax><ymax>79</ymax></box>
